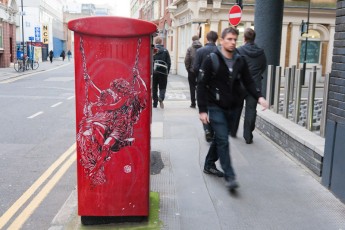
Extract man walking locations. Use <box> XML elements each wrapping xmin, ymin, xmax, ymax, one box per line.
<box><xmin>193</xmin><ymin>31</ymin><xmax>218</xmax><ymax>142</ymax></box>
<box><xmin>234</xmin><ymin>28</ymin><xmax>267</xmax><ymax>144</ymax></box>
<box><xmin>185</xmin><ymin>35</ymin><xmax>202</xmax><ymax>108</ymax></box>
<box><xmin>197</xmin><ymin>27</ymin><xmax>268</xmax><ymax>191</ymax></box>
<box><xmin>152</xmin><ymin>37</ymin><xmax>171</xmax><ymax>109</ymax></box>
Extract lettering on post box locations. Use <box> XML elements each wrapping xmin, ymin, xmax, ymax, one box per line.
<box><xmin>76</xmin><ymin>37</ymin><xmax>147</xmax><ymax>186</ymax></box>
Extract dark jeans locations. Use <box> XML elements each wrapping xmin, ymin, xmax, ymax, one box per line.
<box><xmin>187</xmin><ymin>71</ymin><xmax>197</xmax><ymax>106</ymax></box>
<box><xmin>243</xmin><ymin>93</ymin><xmax>258</xmax><ymax>141</ymax></box>
<box><xmin>152</xmin><ymin>72</ymin><xmax>168</xmax><ymax>106</ymax></box>
<box><xmin>230</xmin><ymin>93</ymin><xmax>258</xmax><ymax>141</ymax></box>
<box><xmin>204</xmin><ymin>106</ymin><xmax>236</xmax><ymax>180</ymax></box>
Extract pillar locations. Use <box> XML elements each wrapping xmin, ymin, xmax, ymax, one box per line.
<box><xmin>254</xmin><ymin>0</ymin><xmax>284</xmax><ymax>100</ymax></box>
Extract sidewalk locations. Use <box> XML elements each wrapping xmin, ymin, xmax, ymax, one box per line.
<box><xmin>50</xmin><ymin>74</ymin><xmax>345</xmax><ymax>229</ymax></box>
<box><xmin>0</xmin><ymin>59</ymin><xmax>70</xmax><ymax>83</ymax></box>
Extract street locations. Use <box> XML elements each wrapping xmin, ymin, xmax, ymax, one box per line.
<box><xmin>0</xmin><ymin>62</ymin><xmax>76</xmax><ymax>230</ymax></box>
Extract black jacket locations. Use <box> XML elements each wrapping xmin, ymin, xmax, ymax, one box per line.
<box><xmin>154</xmin><ymin>44</ymin><xmax>171</xmax><ymax>74</ymax></box>
<box><xmin>197</xmin><ymin>49</ymin><xmax>262</xmax><ymax>113</ymax></box>
<box><xmin>236</xmin><ymin>42</ymin><xmax>266</xmax><ymax>87</ymax></box>
<box><xmin>193</xmin><ymin>43</ymin><xmax>218</xmax><ymax>74</ymax></box>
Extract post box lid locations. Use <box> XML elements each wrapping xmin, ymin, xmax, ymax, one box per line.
<box><xmin>68</xmin><ymin>16</ymin><xmax>157</xmax><ymax>37</ymax></box>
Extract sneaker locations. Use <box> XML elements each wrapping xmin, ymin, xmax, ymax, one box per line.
<box><xmin>158</xmin><ymin>98</ymin><xmax>164</xmax><ymax>109</ymax></box>
<box><xmin>205</xmin><ymin>130</ymin><xmax>213</xmax><ymax>142</ymax></box>
<box><xmin>203</xmin><ymin>167</ymin><xmax>224</xmax><ymax>177</ymax></box>
<box><xmin>226</xmin><ymin>178</ymin><xmax>239</xmax><ymax>191</ymax></box>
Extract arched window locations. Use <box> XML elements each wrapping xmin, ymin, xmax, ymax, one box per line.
<box><xmin>299</xmin><ymin>29</ymin><xmax>321</xmax><ymax>64</ymax></box>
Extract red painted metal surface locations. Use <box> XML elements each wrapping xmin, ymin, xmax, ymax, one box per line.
<box><xmin>68</xmin><ymin>17</ymin><xmax>156</xmax><ymax>217</ymax></box>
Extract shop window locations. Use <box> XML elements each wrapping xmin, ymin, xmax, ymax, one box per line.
<box><xmin>299</xmin><ymin>29</ymin><xmax>321</xmax><ymax>64</ymax></box>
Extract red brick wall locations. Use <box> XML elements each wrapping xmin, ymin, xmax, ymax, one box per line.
<box><xmin>0</xmin><ymin>22</ymin><xmax>16</xmax><ymax>67</ymax></box>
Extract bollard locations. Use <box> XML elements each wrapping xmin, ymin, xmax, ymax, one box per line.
<box><xmin>289</xmin><ymin>65</ymin><xmax>296</xmax><ymax>102</ymax></box>
<box><xmin>283</xmin><ymin>67</ymin><xmax>291</xmax><ymax>118</ymax></box>
<box><xmin>293</xmin><ymin>69</ymin><xmax>303</xmax><ymax>123</ymax></box>
<box><xmin>273</xmin><ymin>66</ymin><xmax>282</xmax><ymax>113</ymax></box>
<box><xmin>266</xmin><ymin>65</ymin><xmax>274</xmax><ymax>107</ymax></box>
<box><xmin>320</xmin><ymin>73</ymin><xmax>330</xmax><ymax>137</ymax></box>
<box><xmin>306</xmin><ymin>66</ymin><xmax>317</xmax><ymax>130</ymax></box>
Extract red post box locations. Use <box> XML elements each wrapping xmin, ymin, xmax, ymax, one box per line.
<box><xmin>68</xmin><ymin>17</ymin><xmax>156</xmax><ymax>223</ymax></box>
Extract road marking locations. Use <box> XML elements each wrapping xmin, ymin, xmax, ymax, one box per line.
<box><xmin>67</xmin><ymin>96</ymin><xmax>74</xmax><ymax>100</ymax></box>
<box><xmin>51</xmin><ymin>102</ymin><xmax>63</xmax><ymax>108</ymax></box>
<box><xmin>0</xmin><ymin>63</ymin><xmax>70</xmax><ymax>84</ymax></box>
<box><xmin>0</xmin><ymin>143</ymin><xmax>76</xmax><ymax>229</ymax></box>
<box><xmin>8</xmin><ymin>153</ymin><xmax>76</xmax><ymax>230</ymax></box>
<box><xmin>27</xmin><ymin>111</ymin><xmax>43</xmax><ymax>119</ymax></box>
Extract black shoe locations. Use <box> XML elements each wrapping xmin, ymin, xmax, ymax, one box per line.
<box><xmin>229</xmin><ymin>132</ymin><xmax>237</xmax><ymax>138</ymax></box>
<box><xmin>245</xmin><ymin>139</ymin><xmax>253</xmax><ymax>144</ymax></box>
<box><xmin>203</xmin><ymin>167</ymin><xmax>224</xmax><ymax>177</ymax></box>
<box><xmin>190</xmin><ymin>104</ymin><xmax>196</xmax><ymax>108</ymax></box>
<box><xmin>226</xmin><ymin>178</ymin><xmax>239</xmax><ymax>191</ymax></box>
<box><xmin>153</xmin><ymin>103</ymin><xmax>157</xmax><ymax>108</ymax></box>
<box><xmin>205</xmin><ymin>130</ymin><xmax>213</xmax><ymax>142</ymax></box>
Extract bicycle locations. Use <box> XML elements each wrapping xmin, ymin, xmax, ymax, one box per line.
<box><xmin>26</xmin><ymin>58</ymin><xmax>39</xmax><ymax>70</ymax></box>
<box><xmin>14</xmin><ymin>59</ymin><xmax>25</xmax><ymax>72</ymax></box>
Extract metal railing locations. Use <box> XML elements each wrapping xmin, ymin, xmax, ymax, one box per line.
<box><xmin>265</xmin><ymin>65</ymin><xmax>329</xmax><ymax>137</ymax></box>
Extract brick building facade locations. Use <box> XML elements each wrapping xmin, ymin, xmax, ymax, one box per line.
<box><xmin>0</xmin><ymin>0</ymin><xmax>18</xmax><ymax>67</ymax></box>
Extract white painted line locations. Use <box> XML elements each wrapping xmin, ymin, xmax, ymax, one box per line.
<box><xmin>67</xmin><ymin>96</ymin><xmax>74</xmax><ymax>100</ymax></box>
<box><xmin>51</xmin><ymin>102</ymin><xmax>63</xmax><ymax>108</ymax></box>
<box><xmin>27</xmin><ymin>111</ymin><xmax>43</xmax><ymax>119</ymax></box>
<box><xmin>229</xmin><ymin>13</ymin><xmax>242</xmax><ymax>18</ymax></box>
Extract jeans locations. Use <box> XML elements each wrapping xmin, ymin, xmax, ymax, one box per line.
<box><xmin>152</xmin><ymin>72</ymin><xmax>168</xmax><ymax>106</ymax></box>
<box><xmin>243</xmin><ymin>93</ymin><xmax>258</xmax><ymax>141</ymax></box>
<box><xmin>187</xmin><ymin>71</ymin><xmax>197</xmax><ymax>106</ymax></box>
<box><xmin>204</xmin><ymin>106</ymin><xmax>236</xmax><ymax>180</ymax></box>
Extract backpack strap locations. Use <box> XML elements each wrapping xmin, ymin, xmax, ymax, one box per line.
<box><xmin>210</xmin><ymin>52</ymin><xmax>219</xmax><ymax>77</ymax></box>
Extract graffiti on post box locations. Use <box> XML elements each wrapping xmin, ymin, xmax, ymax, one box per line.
<box><xmin>77</xmin><ymin>37</ymin><xmax>147</xmax><ymax>186</ymax></box>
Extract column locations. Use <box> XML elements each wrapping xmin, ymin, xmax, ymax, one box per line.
<box><xmin>280</xmin><ymin>22</ymin><xmax>289</xmax><ymax>69</ymax></box>
<box><xmin>254</xmin><ymin>0</ymin><xmax>284</xmax><ymax>99</ymax></box>
<box><xmin>326</xmin><ymin>24</ymin><xmax>335</xmax><ymax>74</ymax></box>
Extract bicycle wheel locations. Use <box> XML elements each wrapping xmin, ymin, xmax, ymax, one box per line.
<box><xmin>14</xmin><ymin>61</ymin><xmax>20</xmax><ymax>72</ymax></box>
<box><xmin>25</xmin><ymin>60</ymin><xmax>30</xmax><ymax>70</ymax></box>
<box><xmin>32</xmin><ymin>61</ymin><xmax>39</xmax><ymax>70</ymax></box>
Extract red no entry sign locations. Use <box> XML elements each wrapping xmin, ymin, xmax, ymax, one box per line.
<box><xmin>229</xmin><ymin>5</ymin><xmax>242</xmax><ymax>26</ymax></box>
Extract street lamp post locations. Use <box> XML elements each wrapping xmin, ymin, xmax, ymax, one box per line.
<box><xmin>21</xmin><ymin>0</ymin><xmax>25</xmax><ymax>71</ymax></box>
<box><xmin>302</xmin><ymin>0</ymin><xmax>311</xmax><ymax>85</ymax></box>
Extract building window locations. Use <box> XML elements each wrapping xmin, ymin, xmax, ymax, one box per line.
<box><xmin>299</xmin><ymin>29</ymin><xmax>321</xmax><ymax>64</ymax></box>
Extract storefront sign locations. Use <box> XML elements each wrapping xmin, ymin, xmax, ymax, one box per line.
<box><xmin>42</xmin><ymin>25</ymin><xmax>48</xmax><ymax>44</ymax></box>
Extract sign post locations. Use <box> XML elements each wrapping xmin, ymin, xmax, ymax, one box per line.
<box><xmin>229</xmin><ymin>5</ymin><xmax>242</xmax><ymax>27</ymax></box>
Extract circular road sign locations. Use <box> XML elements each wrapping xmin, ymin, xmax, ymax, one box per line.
<box><xmin>229</xmin><ymin>5</ymin><xmax>242</xmax><ymax>26</ymax></box>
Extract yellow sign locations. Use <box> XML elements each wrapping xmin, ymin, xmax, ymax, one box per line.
<box><xmin>42</xmin><ymin>25</ymin><xmax>48</xmax><ymax>44</ymax></box>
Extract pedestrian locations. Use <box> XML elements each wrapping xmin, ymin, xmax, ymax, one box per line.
<box><xmin>193</xmin><ymin>31</ymin><xmax>218</xmax><ymax>142</ymax></box>
<box><xmin>234</xmin><ymin>28</ymin><xmax>267</xmax><ymax>144</ymax></box>
<box><xmin>49</xmin><ymin>50</ymin><xmax>54</xmax><ymax>63</ymax></box>
<box><xmin>60</xmin><ymin>50</ymin><xmax>66</xmax><ymax>61</ymax></box>
<box><xmin>152</xmin><ymin>37</ymin><xmax>171</xmax><ymax>109</ymax></box>
<box><xmin>184</xmin><ymin>35</ymin><xmax>202</xmax><ymax>109</ymax></box>
<box><xmin>67</xmin><ymin>50</ymin><xmax>72</xmax><ymax>61</ymax></box>
<box><xmin>197</xmin><ymin>27</ymin><xmax>268</xmax><ymax>191</ymax></box>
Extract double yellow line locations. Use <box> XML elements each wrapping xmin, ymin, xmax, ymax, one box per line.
<box><xmin>0</xmin><ymin>143</ymin><xmax>76</xmax><ymax>229</ymax></box>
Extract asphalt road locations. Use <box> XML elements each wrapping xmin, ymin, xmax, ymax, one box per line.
<box><xmin>0</xmin><ymin>63</ymin><xmax>77</xmax><ymax>230</ymax></box>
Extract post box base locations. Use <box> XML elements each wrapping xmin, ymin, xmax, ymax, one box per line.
<box><xmin>81</xmin><ymin>216</ymin><xmax>148</xmax><ymax>225</ymax></box>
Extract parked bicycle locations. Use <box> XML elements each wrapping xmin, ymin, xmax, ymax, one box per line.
<box><xmin>14</xmin><ymin>56</ymin><xmax>39</xmax><ymax>72</ymax></box>
<box><xmin>26</xmin><ymin>58</ymin><xmax>39</xmax><ymax>70</ymax></box>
